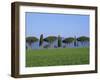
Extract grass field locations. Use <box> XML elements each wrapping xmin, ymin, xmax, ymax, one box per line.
<box><xmin>26</xmin><ymin>48</ymin><xmax>89</xmax><ymax>67</ymax></box>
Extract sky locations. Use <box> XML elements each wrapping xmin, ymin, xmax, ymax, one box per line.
<box><xmin>25</xmin><ymin>12</ymin><xmax>89</xmax><ymax>38</ymax></box>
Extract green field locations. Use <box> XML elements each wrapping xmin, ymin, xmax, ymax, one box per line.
<box><xmin>26</xmin><ymin>48</ymin><xmax>89</xmax><ymax>67</ymax></box>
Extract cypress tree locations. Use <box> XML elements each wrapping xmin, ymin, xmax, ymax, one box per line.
<box><xmin>58</xmin><ymin>35</ymin><xmax>62</xmax><ymax>47</ymax></box>
<box><xmin>39</xmin><ymin>34</ymin><xmax>43</xmax><ymax>47</ymax></box>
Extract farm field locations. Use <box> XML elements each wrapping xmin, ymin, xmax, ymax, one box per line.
<box><xmin>26</xmin><ymin>48</ymin><xmax>89</xmax><ymax>67</ymax></box>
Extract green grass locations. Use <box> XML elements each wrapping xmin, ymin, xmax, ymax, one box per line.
<box><xmin>26</xmin><ymin>48</ymin><xmax>89</xmax><ymax>67</ymax></box>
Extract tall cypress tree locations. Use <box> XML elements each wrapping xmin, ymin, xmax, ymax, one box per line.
<box><xmin>39</xmin><ymin>34</ymin><xmax>43</xmax><ymax>47</ymax></box>
<box><xmin>58</xmin><ymin>35</ymin><xmax>62</xmax><ymax>47</ymax></box>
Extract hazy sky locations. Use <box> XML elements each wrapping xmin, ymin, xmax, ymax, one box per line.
<box><xmin>25</xmin><ymin>12</ymin><xmax>89</xmax><ymax>38</ymax></box>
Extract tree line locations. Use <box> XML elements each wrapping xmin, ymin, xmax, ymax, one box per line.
<box><xmin>26</xmin><ymin>34</ymin><xmax>89</xmax><ymax>49</ymax></box>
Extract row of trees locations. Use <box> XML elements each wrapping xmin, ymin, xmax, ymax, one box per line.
<box><xmin>26</xmin><ymin>34</ymin><xmax>89</xmax><ymax>49</ymax></box>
